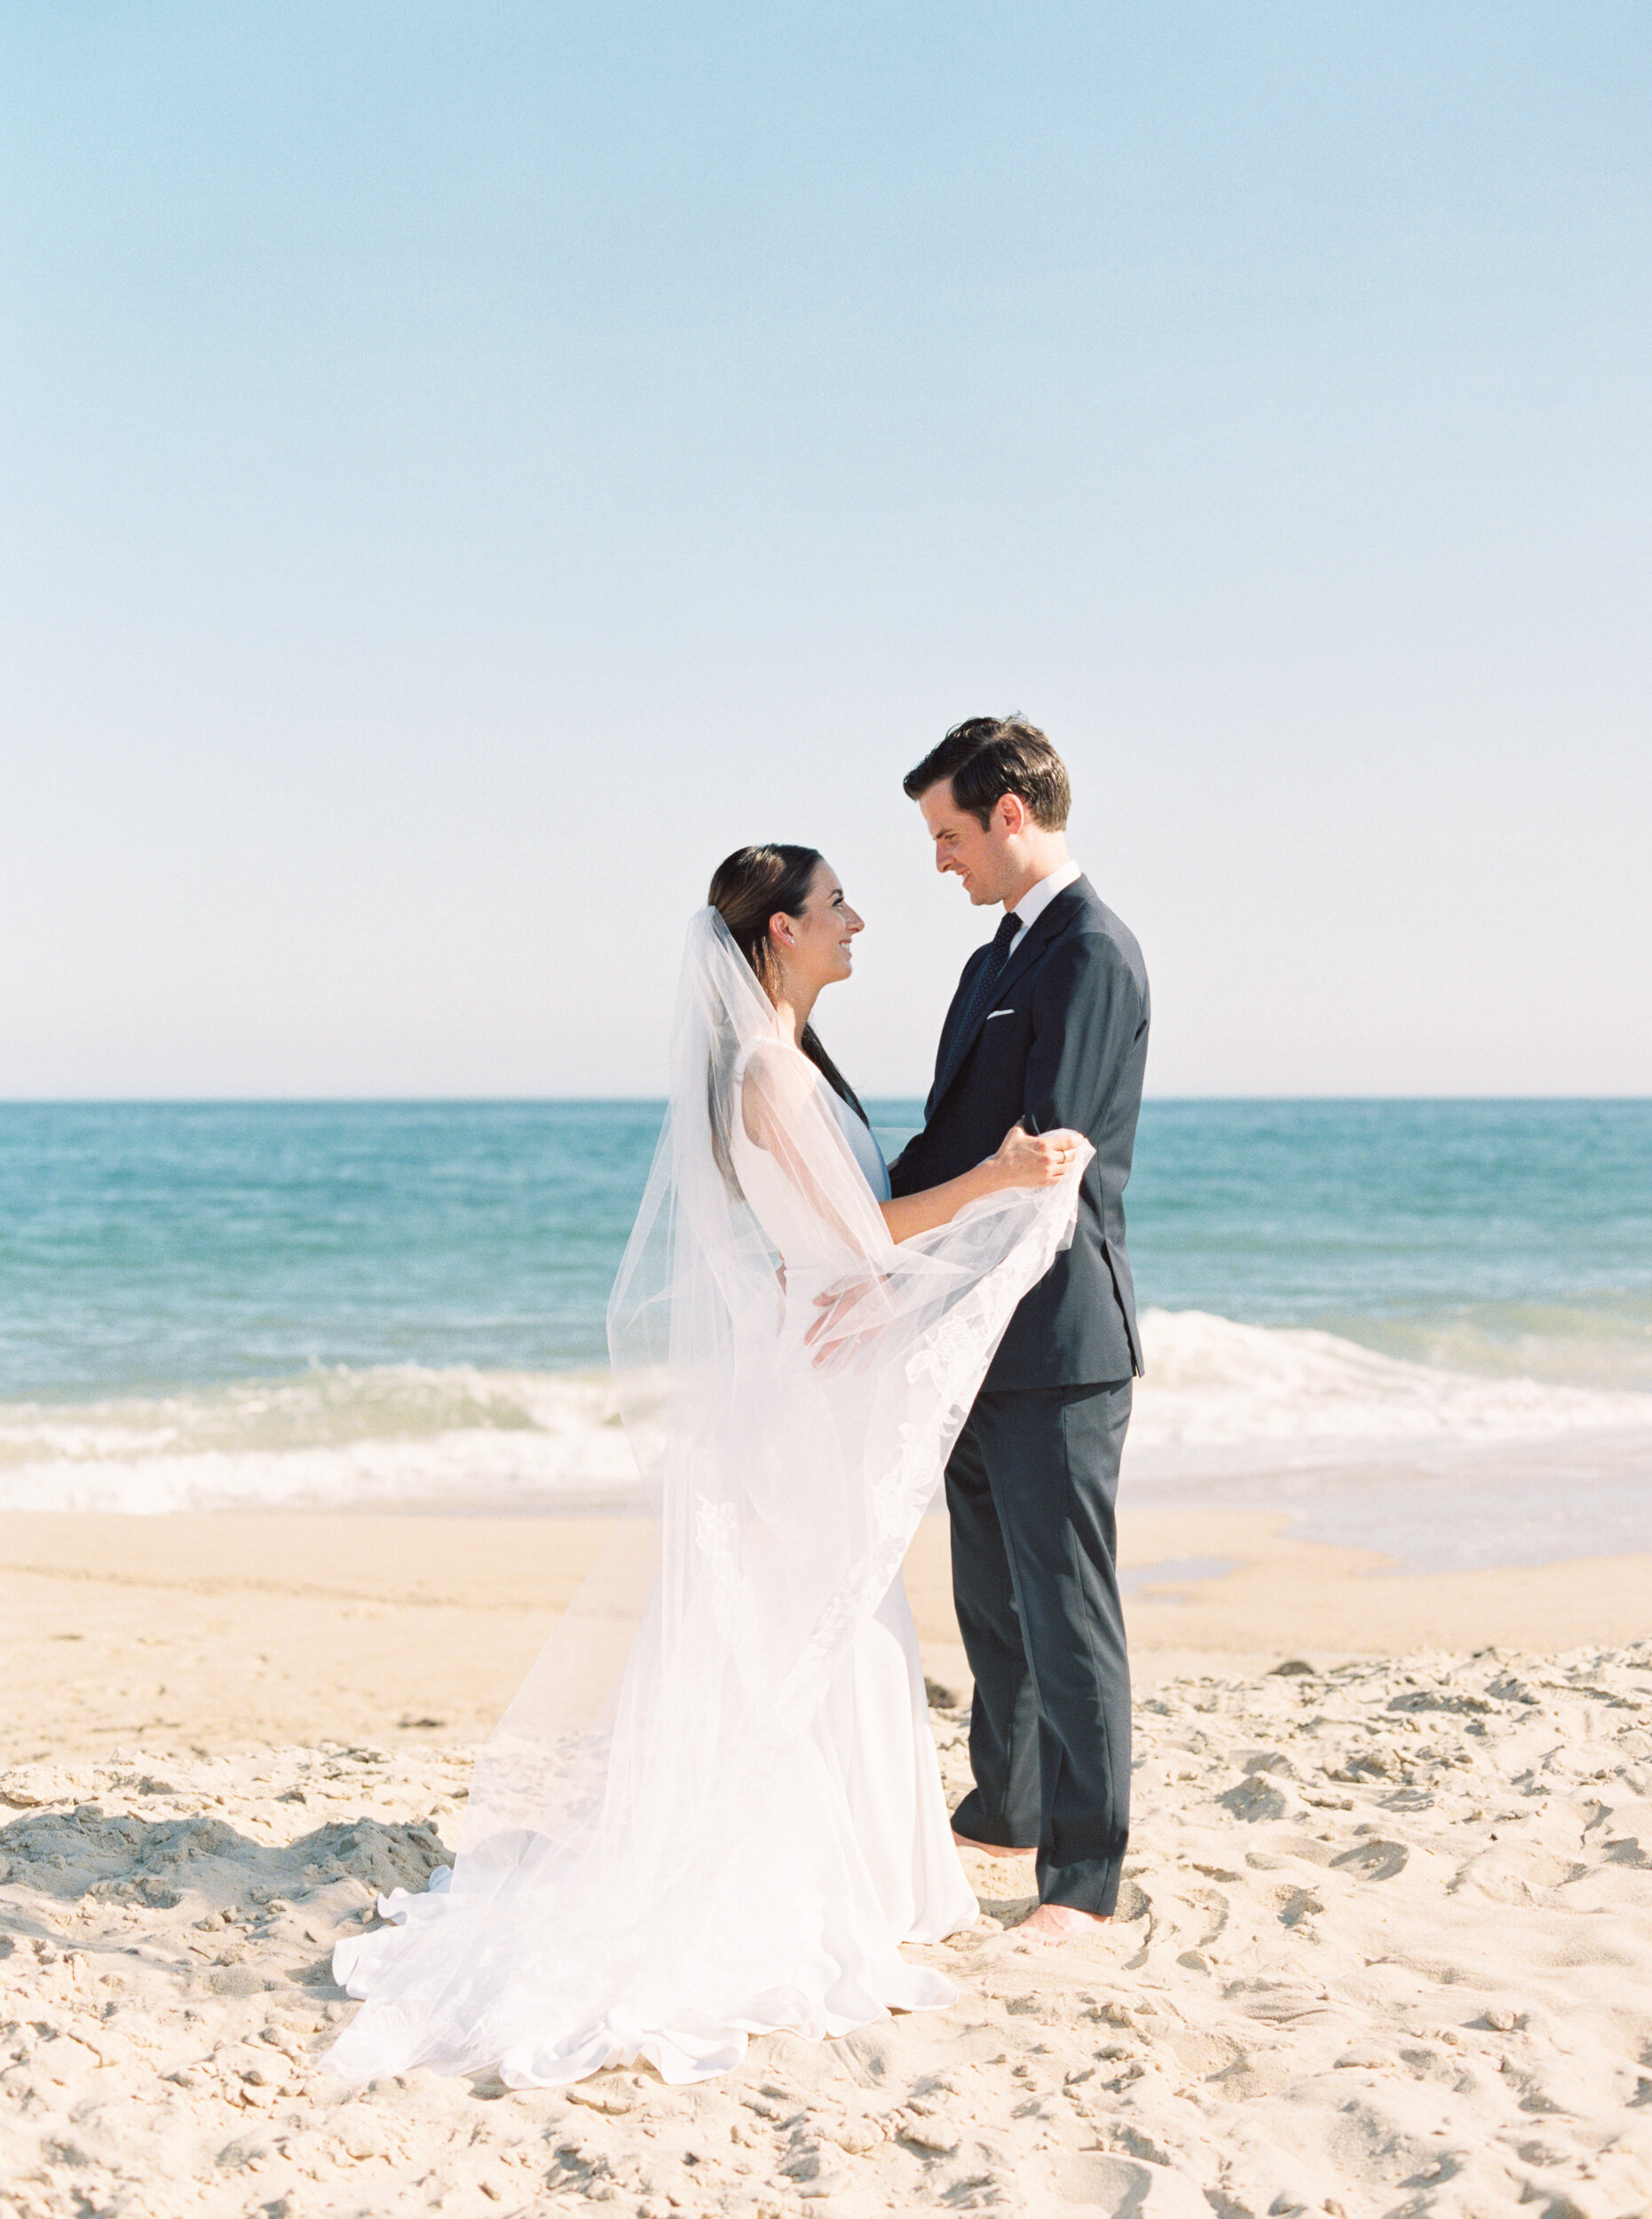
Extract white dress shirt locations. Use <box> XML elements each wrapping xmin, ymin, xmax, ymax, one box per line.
<box><xmin>1008</xmin><ymin>859</ymin><xmax>1082</xmax><ymax>955</ymax></box>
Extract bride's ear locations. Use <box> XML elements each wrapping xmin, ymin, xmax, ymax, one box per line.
<box><xmin>769</xmin><ymin>912</ymin><xmax>796</xmax><ymax>951</ymax></box>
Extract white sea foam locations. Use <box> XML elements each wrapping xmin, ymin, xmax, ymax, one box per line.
<box><xmin>1128</xmin><ymin>1307</ymin><xmax>1652</xmax><ymax>1452</ymax></box>
<box><xmin>1118</xmin><ymin>1314</ymin><xmax>1652</xmax><ymax>1568</ymax></box>
<box><xmin>0</xmin><ymin>1368</ymin><xmax>639</xmax><ymax>1515</ymax></box>
<box><xmin>3</xmin><ymin>1315</ymin><xmax>1650</xmax><ymax>1517</ymax></box>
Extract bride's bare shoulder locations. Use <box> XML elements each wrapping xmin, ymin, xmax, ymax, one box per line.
<box><xmin>738</xmin><ymin>1038</ymin><xmax>818</xmax><ymax>1149</ymax></box>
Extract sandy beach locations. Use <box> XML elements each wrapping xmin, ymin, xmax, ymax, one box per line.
<box><xmin>4</xmin><ymin>1509</ymin><xmax>1651</xmax><ymax>2218</ymax></box>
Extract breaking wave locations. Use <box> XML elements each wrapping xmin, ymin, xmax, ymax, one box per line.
<box><xmin>4</xmin><ymin>1309</ymin><xmax>1650</xmax><ymax>1515</ymax></box>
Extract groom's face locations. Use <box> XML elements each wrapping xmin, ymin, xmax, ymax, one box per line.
<box><xmin>917</xmin><ymin>780</ymin><xmax>1016</xmax><ymax>908</ymax></box>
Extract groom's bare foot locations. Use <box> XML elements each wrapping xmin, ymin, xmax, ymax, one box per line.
<box><xmin>952</xmin><ymin>1830</ymin><xmax>1036</xmax><ymax>1858</ymax></box>
<box><xmin>1016</xmin><ymin>1902</ymin><xmax>1111</xmax><ymax>1944</ymax></box>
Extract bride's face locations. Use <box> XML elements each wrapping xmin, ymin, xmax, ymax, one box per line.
<box><xmin>771</xmin><ymin>862</ymin><xmax>864</xmax><ymax>991</ymax></box>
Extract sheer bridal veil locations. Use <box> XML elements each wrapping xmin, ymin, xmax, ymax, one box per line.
<box><xmin>324</xmin><ymin>907</ymin><xmax>1090</xmax><ymax>2089</ymax></box>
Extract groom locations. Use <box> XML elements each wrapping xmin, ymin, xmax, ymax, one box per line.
<box><xmin>888</xmin><ymin>716</ymin><xmax>1150</xmax><ymax>1943</ymax></box>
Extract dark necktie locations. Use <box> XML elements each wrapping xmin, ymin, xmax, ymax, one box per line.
<box><xmin>953</xmin><ymin>909</ymin><xmax>1023</xmax><ymax>1047</ymax></box>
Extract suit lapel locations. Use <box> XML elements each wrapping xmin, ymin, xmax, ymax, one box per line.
<box><xmin>926</xmin><ymin>882</ymin><xmax>1087</xmax><ymax>1117</ymax></box>
<box><xmin>988</xmin><ymin>880</ymin><xmax>1086</xmax><ymax>1016</ymax></box>
<box><xmin>925</xmin><ymin>948</ymin><xmax>989</xmax><ymax>1116</ymax></box>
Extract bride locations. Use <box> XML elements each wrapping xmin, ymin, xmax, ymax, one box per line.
<box><xmin>323</xmin><ymin>843</ymin><xmax>1091</xmax><ymax>2089</ymax></box>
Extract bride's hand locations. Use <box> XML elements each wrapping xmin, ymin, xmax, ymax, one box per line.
<box><xmin>808</xmin><ymin>1271</ymin><xmax>889</xmax><ymax>1373</ymax></box>
<box><xmin>986</xmin><ymin>1124</ymin><xmax>1085</xmax><ymax>1189</ymax></box>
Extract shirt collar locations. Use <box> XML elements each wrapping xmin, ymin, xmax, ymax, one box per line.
<box><xmin>1009</xmin><ymin>859</ymin><xmax>1082</xmax><ymax>936</ymax></box>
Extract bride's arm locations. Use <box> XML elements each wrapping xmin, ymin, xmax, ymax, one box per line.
<box><xmin>740</xmin><ymin>1040</ymin><xmax>1079</xmax><ymax>1257</ymax></box>
<box><xmin>877</xmin><ymin>1124</ymin><xmax>1079</xmax><ymax>1243</ymax></box>
<box><xmin>808</xmin><ymin>1124</ymin><xmax>1087</xmax><ymax>1365</ymax></box>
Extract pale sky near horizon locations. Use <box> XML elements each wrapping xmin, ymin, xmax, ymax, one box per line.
<box><xmin>3</xmin><ymin>3</ymin><xmax>1648</xmax><ymax>1099</ymax></box>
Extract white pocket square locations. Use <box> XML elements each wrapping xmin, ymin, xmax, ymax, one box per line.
<box><xmin>984</xmin><ymin>1007</ymin><xmax>1015</xmax><ymax>1020</ymax></box>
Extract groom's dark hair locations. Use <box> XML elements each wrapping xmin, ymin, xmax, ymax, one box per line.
<box><xmin>903</xmin><ymin>715</ymin><xmax>1071</xmax><ymax>831</ymax></box>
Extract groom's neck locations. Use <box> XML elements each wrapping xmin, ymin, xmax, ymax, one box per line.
<box><xmin>1000</xmin><ymin>832</ymin><xmax>1071</xmax><ymax>912</ymax></box>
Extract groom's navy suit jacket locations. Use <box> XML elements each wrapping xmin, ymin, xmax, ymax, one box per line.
<box><xmin>888</xmin><ymin>876</ymin><xmax>1149</xmax><ymax>1390</ymax></box>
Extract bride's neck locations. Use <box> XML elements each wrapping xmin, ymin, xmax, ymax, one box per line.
<box><xmin>771</xmin><ymin>976</ymin><xmax>818</xmax><ymax>1046</ymax></box>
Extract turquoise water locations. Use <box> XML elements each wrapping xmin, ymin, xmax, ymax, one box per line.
<box><xmin>1</xmin><ymin>1100</ymin><xmax>1648</xmax><ymax>1563</ymax></box>
<box><xmin>1130</xmin><ymin>1099</ymin><xmax>1652</xmax><ymax>1389</ymax></box>
<box><xmin>4</xmin><ymin>1100</ymin><xmax>1648</xmax><ymax>1395</ymax></box>
<box><xmin>1</xmin><ymin>1102</ymin><xmax>659</xmax><ymax>1396</ymax></box>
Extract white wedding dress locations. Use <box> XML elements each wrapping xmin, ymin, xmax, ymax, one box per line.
<box><xmin>323</xmin><ymin>911</ymin><xmax>1088</xmax><ymax>2089</ymax></box>
<box><xmin>746</xmin><ymin>1078</ymin><xmax>976</xmax><ymax>1965</ymax></box>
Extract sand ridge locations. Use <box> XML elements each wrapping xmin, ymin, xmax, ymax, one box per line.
<box><xmin>4</xmin><ymin>1644</ymin><xmax>1651</xmax><ymax>2218</ymax></box>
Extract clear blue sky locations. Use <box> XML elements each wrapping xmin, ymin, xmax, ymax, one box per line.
<box><xmin>4</xmin><ymin>3</ymin><xmax>1648</xmax><ymax>1096</ymax></box>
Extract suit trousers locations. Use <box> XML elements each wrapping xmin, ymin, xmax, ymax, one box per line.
<box><xmin>945</xmin><ymin>1379</ymin><xmax>1133</xmax><ymax>1915</ymax></box>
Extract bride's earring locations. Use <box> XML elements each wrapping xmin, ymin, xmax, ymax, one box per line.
<box><xmin>768</xmin><ymin>933</ymin><xmax>792</xmax><ymax>1002</ymax></box>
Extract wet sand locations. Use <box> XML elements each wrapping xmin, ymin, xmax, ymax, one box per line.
<box><xmin>4</xmin><ymin>1508</ymin><xmax>1650</xmax><ymax>1762</ymax></box>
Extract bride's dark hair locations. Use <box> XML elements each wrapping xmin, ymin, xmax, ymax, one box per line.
<box><xmin>707</xmin><ymin>845</ymin><xmax>870</xmax><ymax>1129</ymax></box>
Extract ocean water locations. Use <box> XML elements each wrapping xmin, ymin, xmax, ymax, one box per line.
<box><xmin>2</xmin><ymin>1101</ymin><xmax>1648</xmax><ymax>1570</ymax></box>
